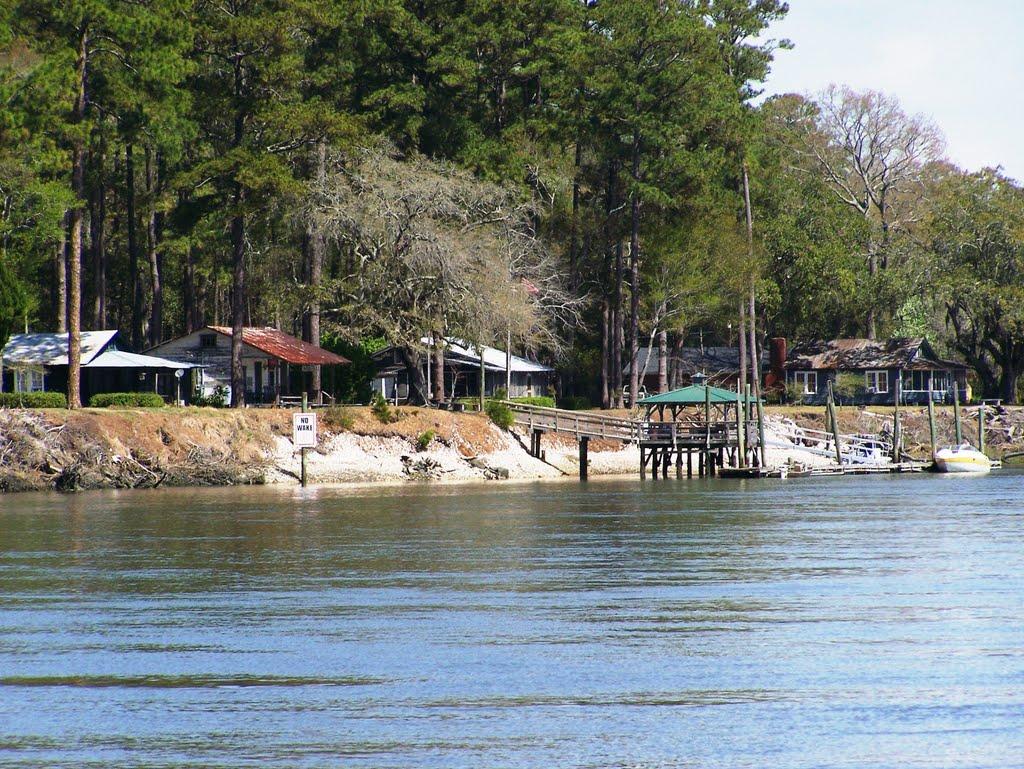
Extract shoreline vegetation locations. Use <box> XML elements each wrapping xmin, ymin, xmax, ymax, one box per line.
<box><xmin>1</xmin><ymin>404</ymin><xmax>1021</xmax><ymax>494</ymax></box>
<box><xmin>0</xmin><ymin>406</ymin><xmax>630</xmax><ymax>493</ymax></box>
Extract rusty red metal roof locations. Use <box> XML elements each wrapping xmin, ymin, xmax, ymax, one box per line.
<box><xmin>784</xmin><ymin>338</ymin><xmax>966</xmax><ymax>371</ymax></box>
<box><xmin>209</xmin><ymin>326</ymin><xmax>349</xmax><ymax>365</ymax></box>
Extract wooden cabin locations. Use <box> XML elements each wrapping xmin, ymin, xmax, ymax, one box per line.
<box><xmin>779</xmin><ymin>338</ymin><xmax>969</xmax><ymax>405</ymax></box>
<box><xmin>148</xmin><ymin>326</ymin><xmax>349</xmax><ymax>405</ymax></box>
<box><xmin>372</xmin><ymin>338</ymin><xmax>554</xmax><ymax>404</ymax></box>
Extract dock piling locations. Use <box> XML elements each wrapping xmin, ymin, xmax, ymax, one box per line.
<box><xmin>892</xmin><ymin>378</ymin><xmax>902</xmax><ymax>462</ymax></box>
<box><xmin>826</xmin><ymin>381</ymin><xmax>843</xmax><ymax>468</ymax></box>
<box><xmin>978</xmin><ymin>404</ymin><xmax>985</xmax><ymax>454</ymax></box>
<box><xmin>754</xmin><ymin>385</ymin><xmax>767</xmax><ymax>468</ymax></box>
<box><xmin>300</xmin><ymin>391</ymin><xmax>308</xmax><ymax>487</ymax></box>
<box><xmin>927</xmin><ymin>394</ymin><xmax>937</xmax><ymax>460</ymax></box>
<box><xmin>953</xmin><ymin>382</ymin><xmax>963</xmax><ymax>444</ymax></box>
<box><xmin>736</xmin><ymin>388</ymin><xmax>745</xmax><ymax>468</ymax></box>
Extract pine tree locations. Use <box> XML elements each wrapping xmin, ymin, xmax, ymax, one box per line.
<box><xmin>190</xmin><ymin>0</ymin><xmax>333</xmax><ymax>406</ymax></box>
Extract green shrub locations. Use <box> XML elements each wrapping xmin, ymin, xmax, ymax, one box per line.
<box><xmin>485</xmin><ymin>399</ymin><xmax>514</xmax><ymax>430</ymax></box>
<box><xmin>0</xmin><ymin>391</ymin><xmax>68</xmax><ymax>408</ymax></box>
<box><xmin>322</xmin><ymin>406</ymin><xmax>355</xmax><ymax>430</ymax></box>
<box><xmin>785</xmin><ymin>381</ymin><xmax>806</xmax><ymax>404</ymax></box>
<box><xmin>192</xmin><ymin>384</ymin><xmax>228</xmax><ymax>408</ymax></box>
<box><xmin>89</xmin><ymin>392</ymin><xmax>166</xmax><ymax>408</ymax></box>
<box><xmin>415</xmin><ymin>429</ymin><xmax>435</xmax><ymax>451</ymax></box>
<box><xmin>557</xmin><ymin>395</ymin><xmax>592</xmax><ymax>411</ymax></box>
<box><xmin>371</xmin><ymin>393</ymin><xmax>400</xmax><ymax>423</ymax></box>
<box><xmin>511</xmin><ymin>395</ymin><xmax>555</xmax><ymax>408</ymax></box>
<box><xmin>319</xmin><ymin>333</ymin><xmax>387</xmax><ymax>404</ymax></box>
<box><xmin>833</xmin><ymin>372</ymin><xmax>866</xmax><ymax>404</ymax></box>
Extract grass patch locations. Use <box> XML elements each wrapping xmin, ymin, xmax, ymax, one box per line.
<box><xmin>371</xmin><ymin>393</ymin><xmax>401</xmax><ymax>424</ymax></box>
<box><xmin>415</xmin><ymin>429</ymin><xmax>435</xmax><ymax>451</ymax></box>
<box><xmin>485</xmin><ymin>399</ymin><xmax>514</xmax><ymax>430</ymax></box>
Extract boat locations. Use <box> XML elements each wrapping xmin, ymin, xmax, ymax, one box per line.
<box><xmin>846</xmin><ymin>435</ymin><xmax>889</xmax><ymax>465</ymax></box>
<box><xmin>933</xmin><ymin>443</ymin><xmax>991</xmax><ymax>474</ymax></box>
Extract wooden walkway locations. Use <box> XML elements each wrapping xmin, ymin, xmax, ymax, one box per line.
<box><xmin>503</xmin><ymin>402</ymin><xmax>757</xmax><ymax>479</ymax></box>
<box><xmin>503</xmin><ymin>401</ymin><xmax>921</xmax><ymax>479</ymax></box>
<box><xmin>504</xmin><ymin>402</ymin><xmax>640</xmax><ymax>443</ymax></box>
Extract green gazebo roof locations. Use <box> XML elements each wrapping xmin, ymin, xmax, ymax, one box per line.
<box><xmin>638</xmin><ymin>384</ymin><xmax>759</xmax><ymax>406</ymax></box>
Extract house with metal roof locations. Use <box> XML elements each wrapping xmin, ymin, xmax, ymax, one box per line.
<box><xmin>372</xmin><ymin>338</ymin><xmax>554</xmax><ymax>404</ymax></box>
<box><xmin>779</xmin><ymin>337</ymin><xmax>969</xmax><ymax>405</ymax></box>
<box><xmin>147</xmin><ymin>326</ymin><xmax>349</xmax><ymax>405</ymax></box>
<box><xmin>0</xmin><ymin>330</ymin><xmax>198</xmax><ymax>404</ymax></box>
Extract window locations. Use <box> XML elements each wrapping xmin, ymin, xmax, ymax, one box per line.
<box><xmin>14</xmin><ymin>369</ymin><xmax>44</xmax><ymax>393</ymax></box>
<box><xmin>903</xmin><ymin>370</ymin><xmax>947</xmax><ymax>392</ymax></box>
<box><xmin>200</xmin><ymin>333</ymin><xmax>217</xmax><ymax>349</ymax></box>
<box><xmin>791</xmin><ymin>371</ymin><xmax>817</xmax><ymax>394</ymax></box>
<box><xmin>865</xmin><ymin>370</ymin><xmax>888</xmax><ymax>393</ymax></box>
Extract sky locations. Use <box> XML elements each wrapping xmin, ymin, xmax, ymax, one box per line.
<box><xmin>760</xmin><ymin>0</ymin><xmax>1024</xmax><ymax>181</ymax></box>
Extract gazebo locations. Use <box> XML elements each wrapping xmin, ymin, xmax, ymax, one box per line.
<box><xmin>636</xmin><ymin>376</ymin><xmax>764</xmax><ymax>477</ymax></box>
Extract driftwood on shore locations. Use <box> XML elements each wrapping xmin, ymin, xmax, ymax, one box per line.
<box><xmin>0</xmin><ymin>411</ymin><xmax>266</xmax><ymax>493</ymax></box>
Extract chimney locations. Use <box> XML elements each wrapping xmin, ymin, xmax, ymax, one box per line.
<box><xmin>769</xmin><ymin>337</ymin><xmax>787</xmax><ymax>385</ymax></box>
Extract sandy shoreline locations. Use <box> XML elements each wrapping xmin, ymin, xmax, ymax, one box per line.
<box><xmin>264</xmin><ymin>427</ymin><xmax>641</xmax><ymax>486</ymax></box>
<box><xmin>4</xmin><ymin>403</ymin><xmax>1016</xmax><ymax>493</ymax></box>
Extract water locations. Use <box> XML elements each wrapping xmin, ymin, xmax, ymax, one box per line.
<box><xmin>1</xmin><ymin>474</ymin><xmax>1023</xmax><ymax>768</ymax></box>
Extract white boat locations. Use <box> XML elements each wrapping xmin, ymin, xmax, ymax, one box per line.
<box><xmin>933</xmin><ymin>443</ymin><xmax>991</xmax><ymax>474</ymax></box>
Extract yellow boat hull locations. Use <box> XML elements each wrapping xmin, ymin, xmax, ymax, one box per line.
<box><xmin>934</xmin><ymin>448</ymin><xmax>991</xmax><ymax>474</ymax></box>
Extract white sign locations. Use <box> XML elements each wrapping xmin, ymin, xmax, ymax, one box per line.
<box><xmin>292</xmin><ymin>412</ymin><xmax>317</xmax><ymax>448</ymax></box>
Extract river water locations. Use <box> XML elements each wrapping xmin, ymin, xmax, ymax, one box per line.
<box><xmin>1</xmin><ymin>474</ymin><xmax>1023</xmax><ymax>768</ymax></box>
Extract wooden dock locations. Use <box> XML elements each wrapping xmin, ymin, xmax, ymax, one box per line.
<box><xmin>503</xmin><ymin>400</ymin><xmax>938</xmax><ymax>481</ymax></box>
<box><xmin>503</xmin><ymin>401</ymin><xmax>759</xmax><ymax>479</ymax></box>
<box><xmin>504</xmin><ymin>402</ymin><xmax>639</xmax><ymax>480</ymax></box>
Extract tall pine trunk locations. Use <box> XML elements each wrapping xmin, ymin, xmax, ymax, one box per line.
<box><xmin>230</xmin><ymin>202</ymin><xmax>246</xmax><ymax>407</ymax></box>
<box><xmin>569</xmin><ymin>142</ymin><xmax>581</xmax><ymax>291</ymax></box>
<box><xmin>612</xmin><ymin>241</ymin><xmax>624</xmax><ymax>408</ymax></box>
<box><xmin>126</xmin><ymin>143</ymin><xmax>144</xmax><ymax>350</ymax></box>
<box><xmin>627</xmin><ymin>129</ymin><xmax>641</xmax><ymax>408</ymax></box>
<box><xmin>89</xmin><ymin>149</ymin><xmax>106</xmax><ymax>329</ymax></box>
<box><xmin>146</xmin><ymin>148</ymin><xmax>162</xmax><ymax>347</ymax></box>
<box><xmin>738</xmin><ymin>299</ymin><xmax>747</xmax><ymax>391</ymax></box>
<box><xmin>308</xmin><ymin>141</ymin><xmax>326</xmax><ymax>400</ymax></box>
<box><xmin>229</xmin><ymin>54</ymin><xmax>246</xmax><ymax>408</ymax></box>
<box><xmin>670</xmin><ymin>333</ymin><xmax>684</xmax><ymax>389</ymax></box>
<box><xmin>55</xmin><ymin>219</ymin><xmax>67</xmax><ymax>333</ymax></box>
<box><xmin>657</xmin><ymin>329</ymin><xmax>667</xmax><ymax>393</ymax></box>
<box><xmin>600</xmin><ymin>299</ymin><xmax>610</xmax><ymax>409</ymax></box>
<box><xmin>432</xmin><ymin>330</ymin><xmax>445</xmax><ymax>403</ymax></box>
<box><xmin>742</xmin><ymin>162</ymin><xmax>761</xmax><ymax>399</ymax></box>
<box><xmin>183</xmin><ymin>244</ymin><xmax>199</xmax><ymax>333</ymax></box>
<box><xmin>67</xmin><ymin>24</ymin><xmax>88</xmax><ymax>409</ymax></box>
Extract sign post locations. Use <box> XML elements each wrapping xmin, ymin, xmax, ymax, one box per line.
<box><xmin>292</xmin><ymin>392</ymin><xmax>316</xmax><ymax>487</ymax></box>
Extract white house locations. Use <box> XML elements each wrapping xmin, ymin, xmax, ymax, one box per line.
<box><xmin>372</xmin><ymin>338</ymin><xmax>554</xmax><ymax>403</ymax></box>
<box><xmin>148</xmin><ymin>326</ymin><xmax>349</xmax><ymax>404</ymax></box>
<box><xmin>0</xmin><ymin>330</ymin><xmax>197</xmax><ymax>403</ymax></box>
